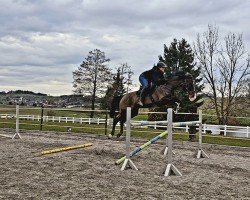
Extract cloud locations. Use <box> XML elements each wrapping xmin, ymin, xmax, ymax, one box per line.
<box><xmin>0</xmin><ymin>0</ymin><xmax>249</xmax><ymax>95</ymax></box>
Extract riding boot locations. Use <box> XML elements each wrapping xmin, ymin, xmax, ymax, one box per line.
<box><xmin>138</xmin><ymin>88</ymin><xmax>147</xmax><ymax>106</ymax></box>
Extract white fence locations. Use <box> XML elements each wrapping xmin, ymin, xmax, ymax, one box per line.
<box><xmin>0</xmin><ymin>114</ymin><xmax>249</xmax><ymax>138</ymax></box>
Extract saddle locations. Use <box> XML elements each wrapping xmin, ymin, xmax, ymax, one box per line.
<box><xmin>136</xmin><ymin>85</ymin><xmax>156</xmax><ymax>103</ymax></box>
<box><xmin>136</xmin><ymin>85</ymin><xmax>155</xmax><ymax>96</ymax></box>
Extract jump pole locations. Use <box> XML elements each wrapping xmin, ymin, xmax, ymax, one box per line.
<box><xmin>116</xmin><ymin>121</ymin><xmax>201</xmax><ymax>165</ymax></box>
<box><xmin>115</xmin><ymin>130</ymin><xmax>167</xmax><ymax>165</ymax></box>
<box><xmin>120</xmin><ymin>107</ymin><xmax>138</xmax><ymax>171</ymax></box>
<box><xmin>197</xmin><ymin>110</ymin><xmax>209</xmax><ymax>158</ymax></box>
<box><xmin>163</xmin><ymin>120</ymin><xmax>200</xmax><ymax>155</ymax></box>
<box><xmin>163</xmin><ymin>108</ymin><xmax>182</xmax><ymax>176</ymax></box>
<box><xmin>41</xmin><ymin>143</ymin><xmax>93</xmax><ymax>155</ymax></box>
<box><xmin>12</xmin><ymin>104</ymin><xmax>21</xmax><ymax>139</ymax></box>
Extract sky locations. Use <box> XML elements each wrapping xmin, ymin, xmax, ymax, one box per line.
<box><xmin>0</xmin><ymin>0</ymin><xmax>249</xmax><ymax>96</ymax></box>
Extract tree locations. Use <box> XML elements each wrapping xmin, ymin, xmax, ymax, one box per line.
<box><xmin>159</xmin><ymin>38</ymin><xmax>204</xmax><ymax>111</ymax></box>
<box><xmin>100</xmin><ymin>63</ymin><xmax>134</xmax><ymax>110</ymax></box>
<box><xmin>148</xmin><ymin>39</ymin><xmax>204</xmax><ymax>141</ymax></box>
<box><xmin>73</xmin><ymin>49</ymin><xmax>112</xmax><ymax>117</ymax></box>
<box><xmin>195</xmin><ymin>24</ymin><xmax>250</xmax><ymax>125</ymax></box>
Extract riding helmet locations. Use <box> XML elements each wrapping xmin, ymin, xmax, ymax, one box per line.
<box><xmin>157</xmin><ymin>61</ymin><xmax>167</xmax><ymax>68</ymax></box>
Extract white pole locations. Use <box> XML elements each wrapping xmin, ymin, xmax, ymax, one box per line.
<box><xmin>12</xmin><ymin>104</ymin><xmax>21</xmax><ymax>139</ymax></box>
<box><xmin>163</xmin><ymin>108</ymin><xmax>182</xmax><ymax>176</ymax></box>
<box><xmin>224</xmin><ymin>125</ymin><xmax>227</xmax><ymax>136</ymax></box>
<box><xmin>121</xmin><ymin>107</ymin><xmax>138</xmax><ymax>171</ymax></box>
<box><xmin>199</xmin><ymin>110</ymin><xmax>202</xmax><ymax>149</ymax></box>
<box><xmin>16</xmin><ymin>105</ymin><xmax>19</xmax><ymax>134</ymax></box>
<box><xmin>197</xmin><ymin>110</ymin><xmax>209</xmax><ymax>159</ymax></box>
<box><xmin>167</xmin><ymin>108</ymin><xmax>173</xmax><ymax>164</ymax></box>
<box><xmin>125</xmin><ymin>108</ymin><xmax>131</xmax><ymax>160</ymax></box>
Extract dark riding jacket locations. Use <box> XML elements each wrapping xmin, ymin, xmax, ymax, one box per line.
<box><xmin>141</xmin><ymin>67</ymin><xmax>165</xmax><ymax>86</ymax></box>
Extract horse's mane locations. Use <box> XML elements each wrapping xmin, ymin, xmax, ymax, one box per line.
<box><xmin>169</xmin><ymin>70</ymin><xmax>186</xmax><ymax>78</ymax></box>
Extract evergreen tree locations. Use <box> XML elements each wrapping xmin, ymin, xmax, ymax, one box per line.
<box><xmin>159</xmin><ymin>38</ymin><xmax>204</xmax><ymax>111</ymax></box>
<box><xmin>148</xmin><ymin>38</ymin><xmax>205</xmax><ymax>140</ymax></box>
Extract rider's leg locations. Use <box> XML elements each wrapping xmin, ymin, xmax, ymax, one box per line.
<box><xmin>139</xmin><ymin>87</ymin><xmax>148</xmax><ymax>106</ymax></box>
<box><xmin>138</xmin><ymin>75</ymin><xmax>149</xmax><ymax>106</ymax></box>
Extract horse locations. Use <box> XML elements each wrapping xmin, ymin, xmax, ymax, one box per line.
<box><xmin>109</xmin><ymin>71</ymin><xmax>197</xmax><ymax>138</ymax></box>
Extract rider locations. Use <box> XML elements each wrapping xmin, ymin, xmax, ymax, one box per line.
<box><xmin>138</xmin><ymin>61</ymin><xmax>167</xmax><ymax>106</ymax></box>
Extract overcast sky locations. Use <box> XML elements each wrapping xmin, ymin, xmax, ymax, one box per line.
<box><xmin>0</xmin><ymin>0</ymin><xmax>249</xmax><ymax>96</ymax></box>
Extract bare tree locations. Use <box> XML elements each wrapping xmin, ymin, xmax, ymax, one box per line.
<box><xmin>195</xmin><ymin>25</ymin><xmax>250</xmax><ymax>125</ymax></box>
<box><xmin>73</xmin><ymin>49</ymin><xmax>112</xmax><ymax>117</ymax></box>
<box><xmin>117</xmin><ymin>63</ymin><xmax>134</xmax><ymax>93</ymax></box>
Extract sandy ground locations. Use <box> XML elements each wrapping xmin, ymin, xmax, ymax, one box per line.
<box><xmin>0</xmin><ymin>128</ymin><xmax>249</xmax><ymax>200</ymax></box>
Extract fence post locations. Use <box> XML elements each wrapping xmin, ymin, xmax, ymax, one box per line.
<box><xmin>40</xmin><ymin>105</ymin><xmax>44</xmax><ymax>131</ymax></box>
<box><xmin>224</xmin><ymin>125</ymin><xmax>227</xmax><ymax>136</ymax></box>
<box><xmin>104</xmin><ymin>109</ymin><xmax>108</xmax><ymax>135</ymax></box>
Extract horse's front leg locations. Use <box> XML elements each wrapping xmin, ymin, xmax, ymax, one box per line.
<box><xmin>109</xmin><ymin>115</ymin><xmax>120</xmax><ymax>138</ymax></box>
<box><xmin>117</xmin><ymin>121</ymin><xmax>124</xmax><ymax>138</ymax></box>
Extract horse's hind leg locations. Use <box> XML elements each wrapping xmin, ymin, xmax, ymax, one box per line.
<box><xmin>117</xmin><ymin>109</ymin><xmax>126</xmax><ymax>138</ymax></box>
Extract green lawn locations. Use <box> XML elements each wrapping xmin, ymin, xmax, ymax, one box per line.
<box><xmin>0</xmin><ymin>118</ymin><xmax>249</xmax><ymax>147</ymax></box>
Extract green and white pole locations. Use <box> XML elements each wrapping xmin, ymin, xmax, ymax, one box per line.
<box><xmin>115</xmin><ymin>130</ymin><xmax>167</xmax><ymax>165</ymax></box>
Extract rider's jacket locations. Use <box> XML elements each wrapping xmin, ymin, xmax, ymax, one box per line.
<box><xmin>141</xmin><ymin>67</ymin><xmax>165</xmax><ymax>86</ymax></box>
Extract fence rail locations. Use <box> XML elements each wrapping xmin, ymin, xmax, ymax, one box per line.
<box><xmin>0</xmin><ymin>113</ymin><xmax>249</xmax><ymax>138</ymax></box>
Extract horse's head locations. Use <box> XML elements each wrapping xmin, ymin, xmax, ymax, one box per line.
<box><xmin>169</xmin><ymin>71</ymin><xmax>196</xmax><ymax>101</ymax></box>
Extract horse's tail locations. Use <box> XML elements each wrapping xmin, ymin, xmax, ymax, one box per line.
<box><xmin>109</xmin><ymin>96</ymin><xmax>123</xmax><ymax>118</ymax></box>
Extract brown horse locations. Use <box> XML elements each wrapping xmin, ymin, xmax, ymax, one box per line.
<box><xmin>109</xmin><ymin>71</ymin><xmax>197</xmax><ymax>138</ymax></box>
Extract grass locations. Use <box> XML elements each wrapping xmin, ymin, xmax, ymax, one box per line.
<box><xmin>0</xmin><ymin>118</ymin><xmax>249</xmax><ymax>148</ymax></box>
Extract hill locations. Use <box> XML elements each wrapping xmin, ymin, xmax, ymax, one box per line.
<box><xmin>0</xmin><ymin>90</ymin><xmax>95</xmax><ymax>108</ymax></box>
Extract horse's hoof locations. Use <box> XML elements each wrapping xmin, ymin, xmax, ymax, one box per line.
<box><xmin>117</xmin><ymin>133</ymin><xmax>122</xmax><ymax>138</ymax></box>
<box><xmin>108</xmin><ymin>134</ymin><xmax>113</xmax><ymax>139</ymax></box>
